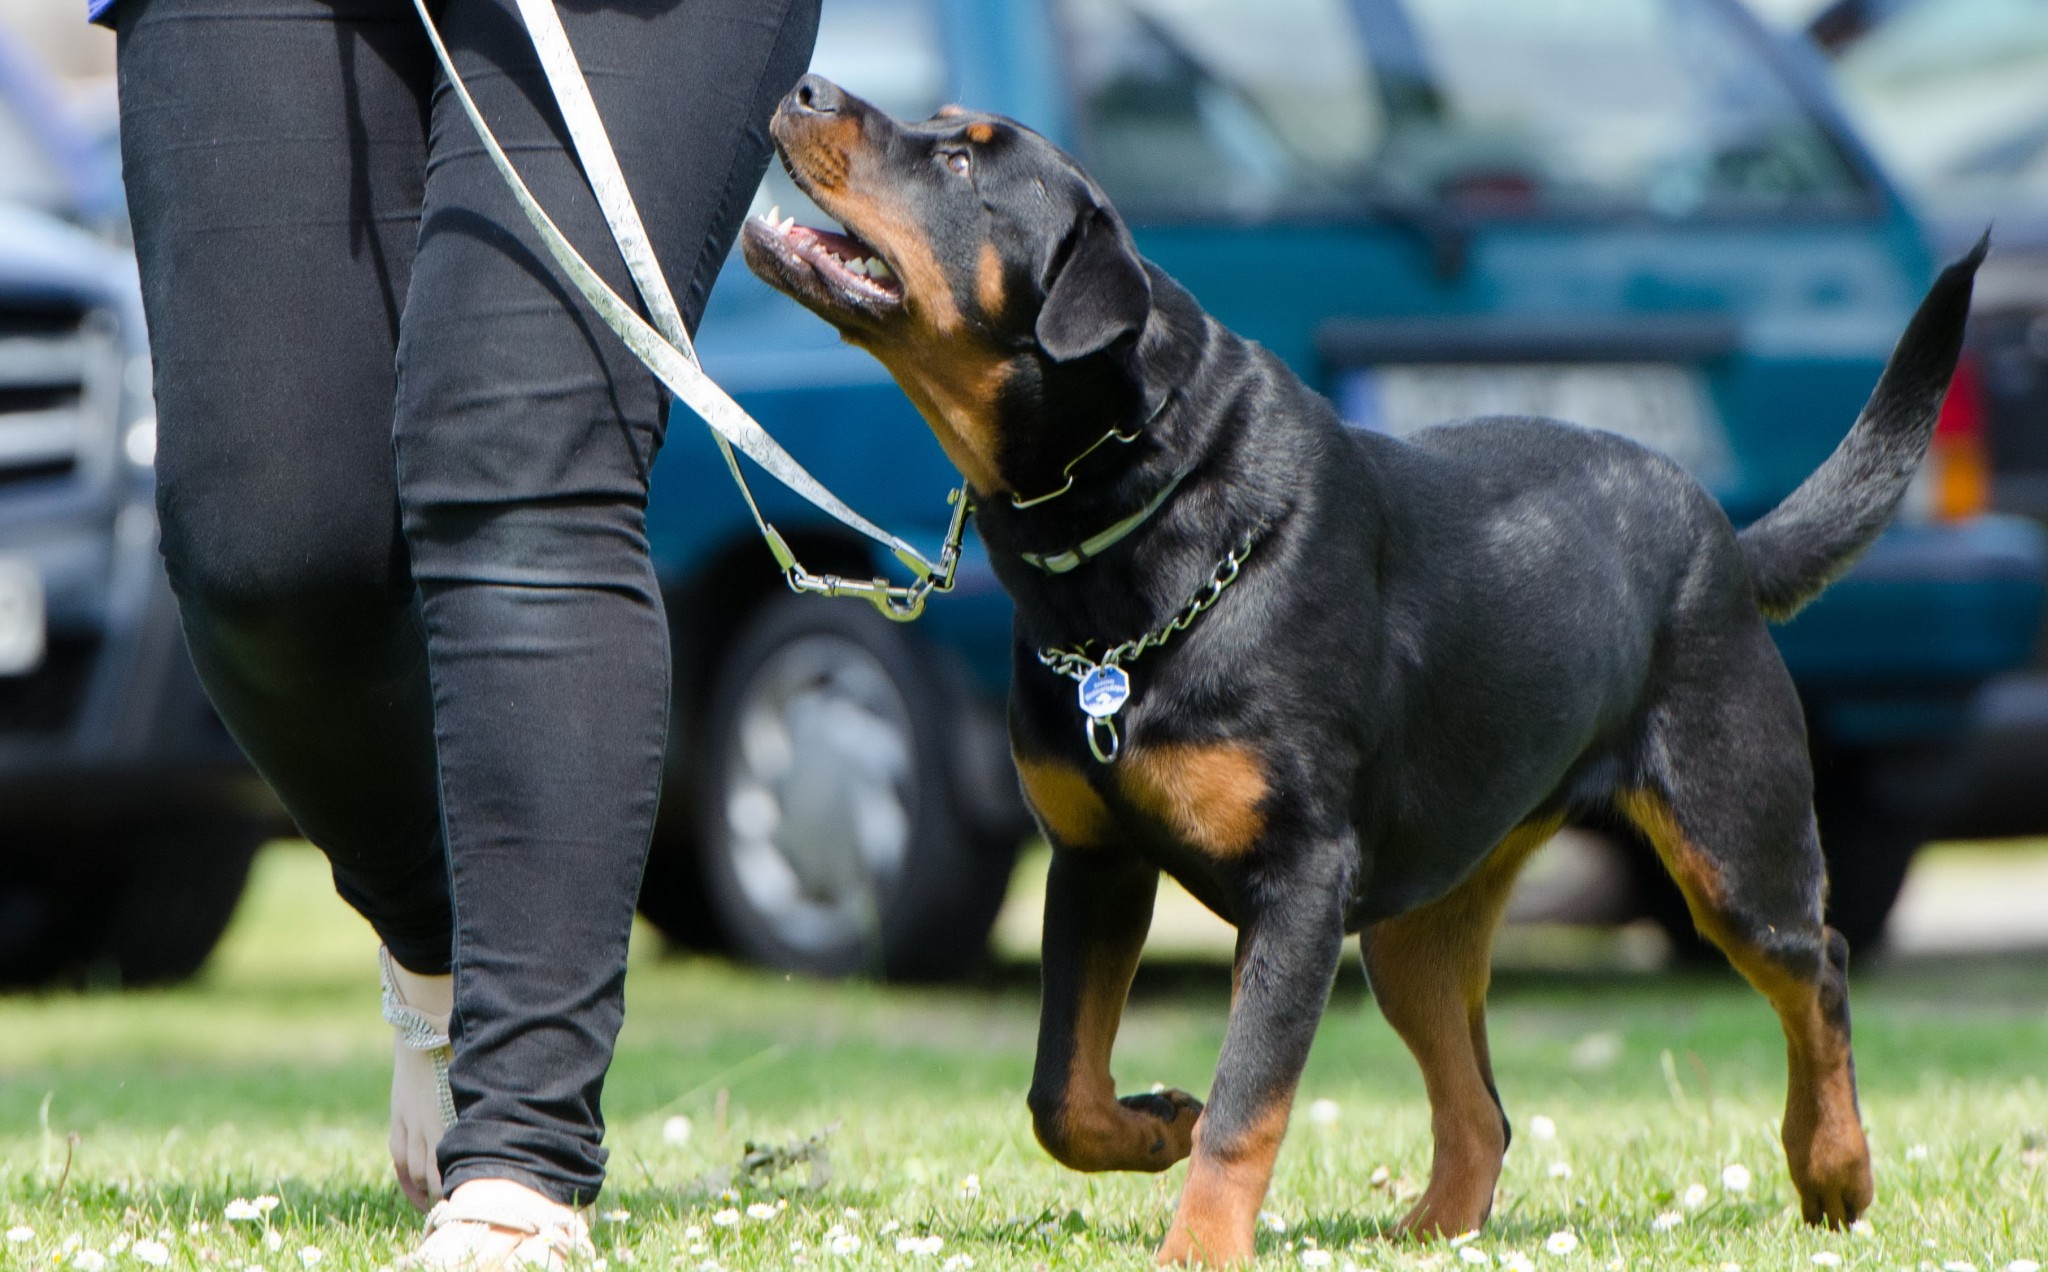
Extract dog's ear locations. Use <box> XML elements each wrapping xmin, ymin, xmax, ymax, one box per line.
<box><xmin>1035</xmin><ymin>206</ymin><xmax>1151</xmax><ymax>362</ymax></box>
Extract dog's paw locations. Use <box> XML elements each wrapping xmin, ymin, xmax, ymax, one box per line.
<box><xmin>1794</xmin><ymin>1154</ymin><xmax>1873</xmax><ymax>1228</ymax></box>
<box><xmin>1120</xmin><ymin>1088</ymin><xmax>1202</xmax><ymax>1164</ymax></box>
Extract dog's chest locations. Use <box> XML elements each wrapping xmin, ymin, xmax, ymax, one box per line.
<box><xmin>1014</xmin><ymin>740</ymin><xmax>1270</xmax><ymax>863</ymax></box>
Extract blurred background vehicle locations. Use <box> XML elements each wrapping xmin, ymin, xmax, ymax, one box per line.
<box><xmin>2</xmin><ymin>0</ymin><xmax>2042</xmax><ymax>987</ymax></box>
<box><xmin>0</xmin><ymin>23</ymin><xmax>271</xmax><ymax>988</ymax></box>
<box><xmin>1791</xmin><ymin>0</ymin><xmax>2048</xmax><ymax>841</ymax></box>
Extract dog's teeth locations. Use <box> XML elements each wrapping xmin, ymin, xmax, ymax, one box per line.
<box><xmin>781</xmin><ymin>216</ymin><xmax>796</xmax><ymax>233</ymax></box>
<box><xmin>866</xmin><ymin>257</ymin><xmax>892</xmax><ymax>280</ymax></box>
<box><xmin>845</xmin><ymin>258</ymin><xmax>868</xmax><ymax>276</ymax></box>
<box><xmin>766</xmin><ymin>204</ymin><xmax>782</xmax><ymax>227</ymax></box>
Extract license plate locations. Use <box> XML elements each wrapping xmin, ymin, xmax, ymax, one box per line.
<box><xmin>1337</xmin><ymin>362</ymin><xmax>1731</xmax><ymax>481</ymax></box>
<box><xmin>0</xmin><ymin>556</ymin><xmax>46</xmax><ymax>676</ymax></box>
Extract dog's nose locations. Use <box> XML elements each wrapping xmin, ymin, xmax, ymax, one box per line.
<box><xmin>788</xmin><ymin>74</ymin><xmax>844</xmax><ymax>116</ymax></box>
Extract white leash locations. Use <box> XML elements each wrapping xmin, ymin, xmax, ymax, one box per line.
<box><xmin>411</xmin><ymin>0</ymin><xmax>968</xmax><ymax>620</ymax></box>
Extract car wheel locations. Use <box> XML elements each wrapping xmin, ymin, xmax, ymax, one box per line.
<box><xmin>0</xmin><ymin>815</ymin><xmax>264</xmax><ymax>988</ymax></box>
<box><xmin>695</xmin><ymin>594</ymin><xmax>1018</xmax><ymax>981</ymax></box>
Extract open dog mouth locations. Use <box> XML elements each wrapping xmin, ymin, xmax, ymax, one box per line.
<box><xmin>745</xmin><ymin>204</ymin><xmax>903</xmax><ymax>313</ymax></box>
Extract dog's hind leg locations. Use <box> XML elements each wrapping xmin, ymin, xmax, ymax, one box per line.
<box><xmin>1617</xmin><ymin>643</ymin><xmax>1872</xmax><ymax>1227</ymax></box>
<box><xmin>1028</xmin><ymin>848</ymin><xmax>1203</xmax><ymax>1173</ymax></box>
<box><xmin>1362</xmin><ymin>817</ymin><xmax>1561</xmax><ymax>1238</ymax></box>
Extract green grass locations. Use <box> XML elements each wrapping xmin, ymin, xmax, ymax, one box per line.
<box><xmin>3</xmin><ymin>844</ymin><xmax>2046</xmax><ymax>1271</ymax></box>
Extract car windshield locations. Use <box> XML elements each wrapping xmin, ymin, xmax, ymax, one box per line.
<box><xmin>1058</xmin><ymin>0</ymin><xmax>1874</xmax><ymax>219</ymax></box>
<box><xmin>1829</xmin><ymin>0</ymin><xmax>2048</xmax><ymax>221</ymax></box>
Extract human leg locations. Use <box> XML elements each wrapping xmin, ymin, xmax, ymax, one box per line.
<box><xmin>395</xmin><ymin>0</ymin><xmax>820</xmax><ymax>1203</ymax></box>
<box><xmin>115</xmin><ymin>0</ymin><xmax>450</xmax><ymax>972</ymax></box>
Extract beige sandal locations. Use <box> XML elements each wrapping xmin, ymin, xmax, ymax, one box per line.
<box><xmin>402</xmin><ymin>1179</ymin><xmax>595</xmax><ymax>1271</ymax></box>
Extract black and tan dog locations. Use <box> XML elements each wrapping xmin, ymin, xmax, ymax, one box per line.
<box><xmin>742</xmin><ymin>74</ymin><xmax>1984</xmax><ymax>1266</ymax></box>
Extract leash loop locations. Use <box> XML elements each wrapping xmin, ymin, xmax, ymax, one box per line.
<box><xmin>413</xmin><ymin>0</ymin><xmax>968</xmax><ymax>621</ymax></box>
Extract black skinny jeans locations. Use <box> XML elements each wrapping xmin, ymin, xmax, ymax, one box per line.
<box><xmin>116</xmin><ymin>0</ymin><xmax>817</xmax><ymax>1202</ymax></box>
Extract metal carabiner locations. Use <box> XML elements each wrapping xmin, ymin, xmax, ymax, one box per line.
<box><xmin>1087</xmin><ymin>715</ymin><xmax>1120</xmax><ymax>764</ymax></box>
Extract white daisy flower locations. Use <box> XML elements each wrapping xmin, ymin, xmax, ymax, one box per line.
<box><xmin>1369</xmin><ymin>1166</ymin><xmax>1392</xmax><ymax>1188</ymax></box>
<box><xmin>1906</xmin><ymin>1144</ymin><xmax>1930</xmax><ymax>1161</ymax></box>
<box><xmin>1460</xmin><ymin>1247</ymin><xmax>1492</xmax><ymax>1265</ymax></box>
<box><xmin>826</xmin><ymin>1233</ymin><xmax>861</xmax><ymax>1256</ymax></box>
<box><xmin>895</xmin><ymin>1235</ymin><xmax>943</xmax><ymax>1256</ymax></box>
<box><xmin>1850</xmin><ymin>1220</ymin><xmax>1873</xmax><ymax>1238</ymax></box>
<box><xmin>1261</xmin><ymin>1213</ymin><xmax>1288</xmax><ymax>1233</ymax></box>
<box><xmin>1528</xmin><ymin>1116</ymin><xmax>1557</xmax><ymax>1141</ymax></box>
<box><xmin>662</xmin><ymin>1117</ymin><xmax>693</xmax><ymax>1147</ymax></box>
<box><xmin>1500</xmin><ymin>1254</ymin><xmax>1533</xmax><ymax>1272</ymax></box>
<box><xmin>1544</xmin><ymin>1231</ymin><xmax>1579</xmax><ymax>1256</ymax></box>
<box><xmin>6</xmin><ymin>1227</ymin><xmax>32</xmax><ymax>1244</ymax></box>
<box><xmin>133</xmin><ymin>1239</ymin><xmax>171</xmax><ymax>1267</ymax></box>
<box><xmin>1308</xmin><ymin>1099</ymin><xmax>1341</xmax><ymax>1128</ymax></box>
<box><xmin>1548</xmin><ymin>1162</ymin><xmax>1573</xmax><ymax>1179</ymax></box>
<box><xmin>253</xmin><ymin>1198</ymin><xmax>280</xmax><ymax>1216</ymax></box>
<box><xmin>264</xmin><ymin>1232</ymin><xmax>283</xmax><ymax>1253</ymax></box>
<box><xmin>73</xmin><ymin>1249</ymin><xmax>107</xmax><ymax>1272</ymax></box>
<box><xmin>958</xmin><ymin>1174</ymin><xmax>980</xmax><ymax>1199</ymax></box>
<box><xmin>298</xmin><ymin>1247</ymin><xmax>323</xmax><ymax>1267</ymax></box>
<box><xmin>1944</xmin><ymin>1263</ymin><xmax>1980</xmax><ymax>1272</ymax></box>
<box><xmin>1719</xmin><ymin>1263</ymin><xmax>1742</xmax><ymax>1272</ymax></box>
<box><xmin>1682</xmin><ymin>1184</ymin><xmax>1708</xmax><ymax>1209</ymax></box>
<box><xmin>1810</xmin><ymin>1253</ymin><xmax>1841</xmax><ymax>1267</ymax></box>
<box><xmin>711</xmin><ymin>1209</ymin><xmax>740</xmax><ymax>1229</ymax></box>
<box><xmin>941</xmin><ymin>1257</ymin><xmax>975</xmax><ymax>1271</ymax></box>
<box><xmin>1651</xmin><ymin>1211</ymin><xmax>1683</xmax><ymax>1232</ymax></box>
<box><xmin>879</xmin><ymin>1220</ymin><xmax>901</xmax><ymax>1236</ymax></box>
<box><xmin>1721</xmin><ymin>1164</ymin><xmax>1752</xmax><ymax>1193</ymax></box>
<box><xmin>109</xmin><ymin>1235</ymin><xmax>132</xmax><ymax>1255</ymax></box>
<box><xmin>1450</xmin><ymin>1233</ymin><xmax>1478</xmax><ymax>1248</ymax></box>
<box><xmin>745</xmin><ymin>1204</ymin><xmax>777</xmax><ymax>1222</ymax></box>
<box><xmin>1300</xmin><ymin>1251</ymin><xmax>1334</xmax><ymax>1269</ymax></box>
<box><xmin>601</xmin><ymin>1210</ymin><xmax>631</xmax><ymax>1224</ymax></box>
<box><xmin>2008</xmin><ymin>1262</ymin><xmax>2042</xmax><ymax>1272</ymax></box>
<box><xmin>683</xmin><ymin>1226</ymin><xmax>704</xmax><ymax>1240</ymax></box>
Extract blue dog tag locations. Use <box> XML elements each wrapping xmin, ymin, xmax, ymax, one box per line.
<box><xmin>1078</xmin><ymin>664</ymin><xmax>1130</xmax><ymax>719</ymax></box>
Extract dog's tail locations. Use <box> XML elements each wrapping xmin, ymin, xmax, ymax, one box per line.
<box><xmin>1738</xmin><ymin>234</ymin><xmax>1988</xmax><ymax>622</ymax></box>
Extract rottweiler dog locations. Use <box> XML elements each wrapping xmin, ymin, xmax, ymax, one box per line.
<box><xmin>742</xmin><ymin>73</ymin><xmax>1983</xmax><ymax>1266</ymax></box>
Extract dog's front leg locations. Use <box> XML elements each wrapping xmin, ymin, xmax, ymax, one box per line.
<box><xmin>1157</xmin><ymin>845</ymin><xmax>1351</xmax><ymax>1268</ymax></box>
<box><xmin>1028</xmin><ymin>847</ymin><xmax>1203</xmax><ymax>1172</ymax></box>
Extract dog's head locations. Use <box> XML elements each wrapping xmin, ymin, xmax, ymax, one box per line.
<box><xmin>742</xmin><ymin>75</ymin><xmax>1153</xmax><ymax>495</ymax></box>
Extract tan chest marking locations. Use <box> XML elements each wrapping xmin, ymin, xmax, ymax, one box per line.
<box><xmin>1016</xmin><ymin>755</ymin><xmax>1112</xmax><ymax>848</ymax></box>
<box><xmin>1119</xmin><ymin>742</ymin><xmax>1269</xmax><ymax>858</ymax></box>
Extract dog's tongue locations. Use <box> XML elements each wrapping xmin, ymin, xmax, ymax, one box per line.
<box><xmin>791</xmin><ymin>224</ymin><xmax>874</xmax><ymax>261</ymax></box>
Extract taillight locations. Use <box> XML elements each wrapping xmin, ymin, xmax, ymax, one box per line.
<box><xmin>1928</xmin><ymin>350</ymin><xmax>1991</xmax><ymax>521</ymax></box>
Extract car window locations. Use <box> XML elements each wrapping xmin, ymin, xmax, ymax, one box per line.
<box><xmin>0</xmin><ymin>92</ymin><xmax>71</xmax><ymax>216</ymax></box>
<box><xmin>1056</xmin><ymin>0</ymin><xmax>1873</xmax><ymax>220</ymax></box>
<box><xmin>1830</xmin><ymin>0</ymin><xmax>2048</xmax><ymax>220</ymax></box>
<box><xmin>748</xmin><ymin>0</ymin><xmax>948</xmax><ymax>229</ymax></box>
<box><xmin>1055</xmin><ymin>0</ymin><xmax>1388</xmax><ymax>218</ymax></box>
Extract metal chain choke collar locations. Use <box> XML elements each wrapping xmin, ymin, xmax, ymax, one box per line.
<box><xmin>1037</xmin><ymin>521</ymin><xmax>1267</xmax><ymax>763</ymax></box>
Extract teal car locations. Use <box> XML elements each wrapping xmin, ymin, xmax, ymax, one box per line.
<box><xmin>636</xmin><ymin>0</ymin><xmax>2046</xmax><ymax>976</ymax></box>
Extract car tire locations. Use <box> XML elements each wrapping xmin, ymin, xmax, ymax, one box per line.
<box><xmin>0</xmin><ymin>815</ymin><xmax>264</xmax><ymax>988</ymax></box>
<box><xmin>694</xmin><ymin>594</ymin><xmax>1019</xmax><ymax>981</ymax></box>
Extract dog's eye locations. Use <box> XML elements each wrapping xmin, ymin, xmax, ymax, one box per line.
<box><xmin>942</xmin><ymin>150</ymin><xmax>972</xmax><ymax>178</ymax></box>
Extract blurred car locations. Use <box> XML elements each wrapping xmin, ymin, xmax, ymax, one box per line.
<box><xmin>0</xmin><ymin>30</ymin><xmax>270</xmax><ymax>988</ymax></box>
<box><xmin>1809</xmin><ymin>0</ymin><xmax>2048</xmax><ymax>837</ymax></box>
<box><xmin>5</xmin><ymin>0</ymin><xmax>2041</xmax><ymax>989</ymax></box>
<box><xmin>640</xmin><ymin>0</ymin><xmax>2046</xmax><ymax>975</ymax></box>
